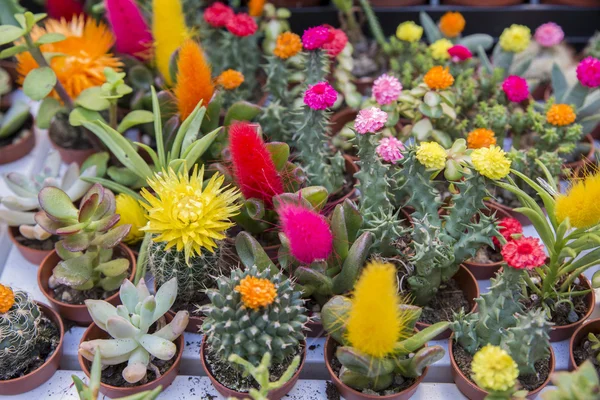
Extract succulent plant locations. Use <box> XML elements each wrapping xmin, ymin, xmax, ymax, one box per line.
<box><xmin>542</xmin><ymin>361</ymin><xmax>600</xmax><ymax>400</ymax></box>
<box><xmin>333</xmin><ymin>43</ymin><xmax>362</xmax><ymax>109</ymax></box>
<box><xmin>587</xmin><ymin>333</ymin><xmax>600</xmax><ymax>363</ymax></box>
<box><xmin>501</xmin><ymin>310</ymin><xmax>552</xmax><ymax>375</ymax></box>
<box><xmin>36</xmin><ymin>184</ymin><xmax>132</xmax><ymax>295</ymax></box>
<box><xmin>80</xmin><ymin>278</ymin><xmax>188</xmax><ymax>384</ymax></box>
<box><xmin>0</xmin><ymin>80</ymin><xmax>30</xmax><ymax>141</ymax></box>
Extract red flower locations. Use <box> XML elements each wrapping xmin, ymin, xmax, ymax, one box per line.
<box><xmin>501</xmin><ymin>237</ymin><xmax>546</xmax><ymax>270</ymax></box>
<box><xmin>226</xmin><ymin>13</ymin><xmax>258</xmax><ymax>37</ymax></box>
<box><xmin>323</xmin><ymin>27</ymin><xmax>348</xmax><ymax>58</ymax></box>
<box><xmin>493</xmin><ymin>217</ymin><xmax>523</xmax><ymax>248</ymax></box>
<box><xmin>204</xmin><ymin>2</ymin><xmax>234</xmax><ymax>28</ymax></box>
<box><xmin>448</xmin><ymin>45</ymin><xmax>472</xmax><ymax>61</ymax></box>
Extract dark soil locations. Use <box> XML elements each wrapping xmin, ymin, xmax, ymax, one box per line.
<box><xmin>0</xmin><ymin>312</ymin><xmax>60</xmax><ymax>381</ymax></box>
<box><xmin>468</xmin><ymin>246</ymin><xmax>502</xmax><ymax>265</ymax></box>
<box><xmin>52</xmin><ymin>284</ymin><xmax>119</xmax><ymax>305</ymax></box>
<box><xmin>326</xmin><ymin>381</ymin><xmax>340</xmax><ymax>400</ymax></box>
<box><xmin>204</xmin><ymin>343</ymin><xmax>302</xmax><ymax>393</ymax></box>
<box><xmin>573</xmin><ymin>337</ymin><xmax>600</xmax><ymax>375</ymax></box>
<box><xmin>13</xmin><ymin>230</ymin><xmax>59</xmax><ymax>251</ymax></box>
<box><xmin>101</xmin><ymin>356</ymin><xmax>174</xmax><ymax>388</ymax></box>
<box><xmin>49</xmin><ymin>112</ymin><xmax>93</xmax><ymax>150</ymax></box>
<box><xmin>419</xmin><ymin>278</ymin><xmax>470</xmax><ymax>325</ymax></box>
<box><xmin>0</xmin><ymin>127</ymin><xmax>30</xmax><ymax>147</ymax></box>
<box><xmin>521</xmin><ymin>279</ymin><xmax>589</xmax><ymax>326</ymax></box>
<box><xmin>453</xmin><ymin>343</ymin><xmax>550</xmax><ymax>392</ymax></box>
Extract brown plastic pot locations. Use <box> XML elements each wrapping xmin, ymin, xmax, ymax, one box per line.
<box><xmin>200</xmin><ymin>335</ymin><xmax>306</xmax><ymax>399</ymax></box>
<box><xmin>78</xmin><ymin>313</ymin><xmax>183</xmax><ymax>398</ymax></box>
<box><xmin>330</xmin><ymin>108</ymin><xmax>358</xmax><ymax>138</ymax></box>
<box><xmin>37</xmin><ymin>243</ymin><xmax>136</xmax><ymax>325</ymax></box>
<box><xmin>541</xmin><ymin>0</ymin><xmax>600</xmax><ymax>5</ymax></box>
<box><xmin>549</xmin><ymin>274</ymin><xmax>595</xmax><ymax>342</ymax></box>
<box><xmin>0</xmin><ymin>302</ymin><xmax>64</xmax><ymax>395</ymax></box>
<box><xmin>8</xmin><ymin>226</ymin><xmax>53</xmax><ymax>265</ymax></box>
<box><xmin>352</xmin><ymin>77</ymin><xmax>376</xmax><ymax>96</ymax></box>
<box><xmin>0</xmin><ymin>115</ymin><xmax>35</xmax><ymax>165</ymax></box>
<box><xmin>562</xmin><ymin>134</ymin><xmax>595</xmax><ymax>173</ymax></box>
<box><xmin>442</xmin><ymin>0</ymin><xmax>523</xmax><ymax>4</ymax></box>
<box><xmin>49</xmin><ymin>120</ymin><xmax>96</xmax><ymax>166</ymax></box>
<box><xmin>415</xmin><ymin>265</ymin><xmax>479</xmax><ymax>340</ymax></box>
<box><xmin>449</xmin><ymin>334</ymin><xmax>555</xmax><ymax>400</ymax></box>
<box><xmin>569</xmin><ymin>318</ymin><xmax>600</xmax><ymax>370</ymax></box>
<box><xmin>324</xmin><ymin>336</ymin><xmax>427</xmax><ymax>400</ymax></box>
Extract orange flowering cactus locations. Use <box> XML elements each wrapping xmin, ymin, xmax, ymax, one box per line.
<box><xmin>439</xmin><ymin>11</ymin><xmax>465</xmax><ymax>38</ymax></box>
<box><xmin>467</xmin><ymin>128</ymin><xmax>497</xmax><ymax>149</ymax></box>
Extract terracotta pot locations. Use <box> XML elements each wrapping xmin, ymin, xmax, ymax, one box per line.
<box><xmin>531</xmin><ymin>82</ymin><xmax>551</xmax><ymax>101</ymax></box>
<box><xmin>330</xmin><ymin>108</ymin><xmax>358</xmax><ymax>138</ymax></box>
<box><xmin>549</xmin><ymin>274</ymin><xmax>595</xmax><ymax>342</ymax></box>
<box><xmin>8</xmin><ymin>226</ymin><xmax>53</xmax><ymax>265</ymax></box>
<box><xmin>415</xmin><ymin>265</ymin><xmax>479</xmax><ymax>340</ymax></box>
<box><xmin>324</xmin><ymin>336</ymin><xmax>427</xmax><ymax>400</ymax></box>
<box><xmin>443</xmin><ymin>0</ymin><xmax>523</xmax><ymax>4</ymax></box>
<box><xmin>49</xmin><ymin>120</ymin><xmax>97</xmax><ymax>166</ymax></box>
<box><xmin>563</xmin><ymin>134</ymin><xmax>595</xmax><ymax>173</ymax></box>
<box><xmin>370</xmin><ymin>0</ymin><xmax>426</xmax><ymax>6</ymax></box>
<box><xmin>78</xmin><ymin>313</ymin><xmax>183</xmax><ymax>398</ymax></box>
<box><xmin>541</xmin><ymin>0</ymin><xmax>600</xmax><ymax>5</ymax></box>
<box><xmin>352</xmin><ymin>77</ymin><xmax>376</xmax><ymax>96</ymax></box>
<box><xmin>569</xmin><ymin>318</ymin><xmax>600</xmax><ymax>370</ymax></box>
<box><xmin>0</xmin><ymin>302</ymin><xmax>64</xmax><ymax>395</ymax></box>
<box><xmin>449</xmin><ymin>335</ymin><xmax>555</xmax><ymax>400</ymax></box>
<box><xmin>305</xmin><ymin>316</ymin><xmax>325</xmax><ymax>338</ymax></box>
<box><xmin>37</xmin><ymin>244</ymin><xmax>136</xmax><ymax>325</ymax></box>
<box><xmin>463</xmin><ymin>203</ymin><xmax>512</xmax><ymax>280</ymax></box>
<box><xmin>485</xmin><ymin>200</ymin><xmax>533</xmax><ymax>227</ymax></box>
<box><xmin>200</xmin><ymin>335</ymin><xmax>306</xmax><ymax>399</ymax></box>
<box><xmin>325</xmin><ymin>154</ymin><xmax>359</xmax><ymax>213</ymax></box>
<box><xmin>0</xmin><ymin>115</ymin><xmax>35</xmax><ymax>165</ymax></box>
<box><xmin>591</xmin><ymin>122</ymin><xmax>600</xmax><ymax>141</ymax></box>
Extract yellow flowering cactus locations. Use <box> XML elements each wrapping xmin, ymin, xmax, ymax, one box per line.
<box><xmin>115</xmin><ymin>194</ymin><xmax>147</xmax><ymax>245</ymax></box>
<box><xmin>416</xmin><ymin>141</ymin><xmax>447</xmax><ymax>170</ymax></box>
<box><xmin>396</xmin><ymin>21</ymin><xmax>423</xmax><ymax>42</ymax></box>
<box><xmin>472</xmin><ymin>345</ymin><xmax>520</xmax><ymax>393</ymax></box>
<box><xmin>499</xmin><ymin>24</ymin><xmax>531</xmax><ymax>53</ymax></box>
<box><xmin>470</xmin><ymin>146</ymin><xmax>512</xmax><ymax>180</ymax></box>
<box><xmin>429</xmin><ymin>38</ymin><xmax>453</xmax><ymax>60</ymax></box>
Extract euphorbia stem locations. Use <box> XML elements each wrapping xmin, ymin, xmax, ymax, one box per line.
<box><xmin>109</xmin><ymin>103</ymin><xmax>118</xmax><ymax>130</ymax></box>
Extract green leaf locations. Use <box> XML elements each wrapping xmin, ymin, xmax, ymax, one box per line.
<box><xmin>265</xmin><ymin>142</ymin><xmax>289</xmax><ymax>171</ymax></box>
<box><xmin>76</xmin><ymin>86</ymin><xmax>111</xmax><ymax>111</ymax></box>
<box><xmin>95</xmin><ymin>259</ymin><xmax>130</xmax><ymax>277</ymax></box>
<box><xmin>419</xmin><ymin>11</ymin><xmax>441</xmax><ymax>44</ymax></box>
<box><xmin>224</xmin><ymin>101</ymin><xmax>261</xmax><ymax>126</ymax></box>
<box><xmin>0</xmin><ymin>25</ymin><xmax>24</xmax><ymax>45</ymax></box>
<box><xmin>32</xmin><ymin>13</ymin><xmax>47</xmax><ymax>24</ymax></box>
<box><xmin>81</xmin><ymin>176</ymin><xmax>145</xmax><ymax>203</ymax></box>
<box><xmin>23</xmin><ymin>67</ymin><xmax>56</xmax><ymax>100</ymax></box>
<box><xmin>35</xmin><ymin>32</ymin><xmax>65</xmax><ymax>45</ymax></box>
<box><xmin>412</xmin><ymin>118</ymin><xmax>433</xmax><ymax>141</ymax></box>
<box><xmin>0</xmin><ymin>44</ymin><xmax>26</xmax><ymax>58</ymax></box>
<box><xmin>38</xmin><ymin>186</ymin><xmax>78</xmax><ymax>220</ymax></box>
<box><xmin>117</xmin><ymin>110</ymin><xmax>154</xmax><ymax>133</ymax></box>
<box><xmin>36</xmin><ymin>97</ymin><xmax>63</xmax><ymax>129</ymax></box>
<box><xmin>129</xmin><ymin>65</ymin><xmax>153</xmax><ymax>89</ymax></box>
<box><xmin>53</xmin><ymin>253</ymin><xmax>94</xmax><ymax>287</ymax></box>
<box><xmin>69</xmin><ymin>107</ymin><xmax>104</xmax><ymax>127</ymax></box>
<box><xmin>593</xmin><ymin>270</ymin><xmax>600</xmax><ymax>289</ymax></box>
<box><xmin>551</xmin><ymin>63</ymin><xmax>568</xmax><ymax>102</ymax></box>
<box><xmin>150</xmin><ymin>87</ymin><xmax>166</xmax><ymax>167</ymax></box>
<box><xmin>182</xmin><ymin>127</ymin><xmax>221</xmax><ymax>169</ymax></box>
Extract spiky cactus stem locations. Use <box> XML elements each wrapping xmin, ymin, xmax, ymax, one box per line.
<box><xmin>259</xmin><ymin>56</ymin><xmax>297</xmax><ymax>142</ymax></box>
<box><xmin>305</xmin><ymin>50</ymin><xmax>329</xmax><ymax>86</ymax></box>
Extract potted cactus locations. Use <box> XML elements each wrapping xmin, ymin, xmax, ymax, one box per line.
<box><xmin>0</xmin><ymin>66</ymin><xmax>33</xmax><ymax>165</ymax></box>
<box><xmin>78</xmin><ymin>278</ymin><xmax>187</xmax><ymax>397</ymax></box>
<box><xmin>36</xmin><ymin>183</ymin><xmax>136</xmax><ymax>324</ymax></box>
<box><xmin>321</xmin><ymin>261</ymin><xmax>448</xmax><ymax>400</ymax></box>
<box><xmin>569</xmin><ymin>318</ymin><xmax>600</xmax><ymax>374</ymax></box>
<box><xmin>200</xmin><ymin>265</ymin><xmax>308</xmax><ymax>399</ymax></box>
<box><xmin>0</xmin><ymin>283</ymin><xmax>65</xmax><ymax>395</ymax></box>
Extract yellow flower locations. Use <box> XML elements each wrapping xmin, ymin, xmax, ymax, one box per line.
<box><xmin>471</xmin><ymin>145</ymin><xmax>511</xmax><ymax>180</ymax></box>
<box><xmin>499</xmin><ymin>24</ymin><xmax>531</xmax><ymax>53</ymax></box>
<box><xmin>235</xmin><ymin>276</ymin><xmax>277</xmax><ymax>310</ymax></box>
<box><xmin>115</xmin><ymin>194</ymin><xmax>147</xmax><ymax>245</ymax></box>
<box><xmin>472</xmin><ymin>345</ymin><xmax>519</xmax><ymax>392</ymax></box>
<box><xmin>416</xmin><ymin>141</ymin><xmax>447</xmax><ymax>170</ymax></box>
<box><xmin>555</xmin><ymin>172</ymin><xmax>600</xmax><ymax>229</ymax></box>
<box><xmin>429</xmin><ymin>38</ymin><xmax>453</xmax><ymax>60</ymax></box>
<box><xmin>396</xmin><ymin>21</ymin><xmax>423</xmax><ymax>42</ymax></box>
<box><xmin>16</xmin><ymin>15</ymin><xmax>122</xmax><ymax>100</ymax></box>
<box><xmin>467</xmin><ymin>128</ymin><xmax>497</xmax><ymax>149</ymax></box>
<box><xmin>0</xmin><ymin>284</ymin><xmax>14</xmax><ymax>314</ymax></box>
<box><xmin>546</xmin><ymin>104</ymin><xmax>576</xmax><ymax>126</ymax></box>
<box><xmin>439</xmin><ymin>12</ymin><xmax>465</xmax><ymax>38</ymax></box>
<box><xmin>346</xmin><ymin>262</ymin><xmax>415</xmax><ymax>358</ymax></box>
<box><xmin>273</xmin><ymin>32</ymin><xmax>302</xmax><ymax>59</ymax></box>
<box><xmin>140</xmin><ymin>166</ymin><xmax>241</xmax><ymax>264</ymax></box>
<box><xmin>248</xmin><ymin>0</ymin><xmax>265</xmax><ymax>17</ymax></box>
<box><xmin>153</xmin><ymin>0</ymin><xmax>189</xmax><ymax>86</ymax></box>
<box><xmin>217</xmin><ymin>69</ymin><xmax>244</xmax><ymax>90</ymax></box>
<box><xmin>424</xmin><ymin>66</ymin><xmax>454</xmax><ymax>90</ymax></box>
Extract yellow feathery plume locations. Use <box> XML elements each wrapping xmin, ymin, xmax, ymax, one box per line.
<box><xmin>152</xmin><ymin>0</ymin><xmax>188</xmax><ymax>86</ymax></box>
<box><xmin>174</xmin><ymin>40</ymin><xmax>214</xmax><ymax>121</ymax></box>
<box><xmin>555</xmin><ymin>170</ymin><xmax>600</xmax><ymax>229</ymax></box>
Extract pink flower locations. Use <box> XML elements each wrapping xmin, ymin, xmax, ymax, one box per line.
<box><xmin>501</xmin><ymin>237</ymin><xmax>546</xmax><ymax>270</ymax></box>
<box><xmin>372</xmin><ymin>74</ymin><xmax>402</xmax><ymax>106</ymax></box>
<box><xmin>323</xmin><ymin>27</ymin><xmax>348</xmax><ymax>58</ymax></box>
<box><xmin>204</xmin><ymin>2</ymin><xmax>234</xmax><ymax>28</ymax></box>
<box><xmin>304</xmin><ymin>82</ymin><xmax>338</xmax><ymax>110</ymax></box>
<box><xmin>576</xmin><ymin>56</ymin><xmax>600</xmax><ymax>88</ymax></box>
<box><xmin>302</xmin><ymin>25</ymin><xmax>331</xmax><ymax>50</ymax></box>
<box><xmin>226</xmin><ymin>13</ymin><xmax>257</xmax><ymax>37</ymax></box>
<box><xmin>376</xmin><ymin>137</ymin><xmax>405</xmax><ymax>164</ymax></box>
<box><xmin>534</xmin><ymin>22</ymin><xmax>564</xmax><ymax>47</ymax></box>
<box><xmin>448</xmin><ymin>45</ymin><xmax>472</xmax><ymax>62</ymax></box>
<box><xmin>502</xmin><ymin>75</ymin><xmax>529</xmax><ymax>103</ymax></box>
<box><xmin>354</xmin><ymin>107</ymin><xmax>388</xmax><ymax>135</ymax></box>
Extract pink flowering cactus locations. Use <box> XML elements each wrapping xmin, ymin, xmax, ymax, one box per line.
<box><xmin>448</xmin><ymin>45</ymin><xmax>472</xmax><ymax>62</ymax></box>
<box><xmin>372</xmin><ymin>74</ymin><xmax>402</xmax><ymax>106</ymax></box>
<box><xmin>354</xmin><ymin>107</ymin><xmax>388</xmax><ymax>134</ymax></box>
<box><xmin>304</xmin><ymin>82</ymin><xmax>338</xmax><ymax>110</ymax></box>
<box><xmin>576</xmin><ymin>57</ymin><xmax>600</xmax><ymax>88</ymax></box>
<box><xmin>534</xmin><ymin>22</ymin><xmax>564</xmax><ymax>47</ymax></box>
<box><xmin>302</xmin><ymin>26</ymin><xmax>331</xmax><ymax>50</ymax></box>
<box><xmin>502</xmin><ymin>75</ymin><xmax>529</xmax><ymax>103</ymax></box>
<box><xmin>376</xmin><ymin>137</ymin><xmax>405</xmax><ymax>164</ymax></box>
<box><xmin>323</xmin><ymin>27</ymin><xmax>348</xmax><ymax>58</ymax></box>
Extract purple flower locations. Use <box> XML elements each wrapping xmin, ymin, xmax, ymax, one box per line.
<box><xmin>534</xmin><ymin>22</ymin><xmax>564</xmax><ymax>47</ymax></box>
<box><xmin>301</xmin><ymin>26</ymin><xmax>330</xmax><ymax>50</ymax></box>
<box><xmin>376</xmin><ymin>137</ymin><xmax>405</xmax><ymax>164</ymax></box>
<box><xmin>576</xmin><ymin>56</ymin><xmax>600</xmax><ymax>88</ymax></box>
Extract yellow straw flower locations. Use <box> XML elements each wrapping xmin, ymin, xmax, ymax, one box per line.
<box><xmin>439</xmin><ymin>12</ymin><xmax>465</xmax><ymax>38</ymax></box>
<box><xmin>416</xmin><ymin>141</ymin><xmax>447</xmax><ymax>170</ymax></box>
<box><xmin>555</xmin><ymin>171</ymin><xmax>600</xmax><ymax>229</ymax></box>
<box><xmin>273</xmin><ymin>32</ymin><xmax>302</xmax><ymax>59</ymax></box>
<box><xmin>467</xmin><ymin>128</ymin><xmax>497</xmax><ymax>149</ymax></box>
<box><xmin>140</xmin><ymin>166</ymin><xmax>241</xmax><ymax>264</ymax></box>
<box><xmin>235</xmin><ymin>276</ymin><xmax>277</xmax><ymax>310</ymax></box>
<box><xmin>546</xmin><ymin>104</ymin><xmax>576</xmax><ymax>126</ymax></box>
<box><xmin>499</xmin><ymin>24</ymin><xmax>531</xmax><ymax>53</ymax></box>
<box><xmin>429</xmin><ymin>38</ymin><xmax>453</xmax><ymax>61</ymax></box>
<box><xmin>424</xmin><ymin>66</ymin><xmax>454</xmax><ymax>90</ymax></box>
<box><xmin>396</xmin><ymin>21</ymin><xmax>423</xmax><ymax>43</ymax></box>
<box><xmin>472</xmin><ymin>345</ymin><xmax>519</xmax><ymax>392</ymax></box>
<box><xmin>115</xmin><ymin>194</ymin><xmax>147</xmax><ymax>245</ymax></box>
<box><xmin>248</xmin><ymin>0</ymin><xmax>266</xmax><ymax>17</ymax></box>
<box><xmin>471</xmin><ymin>145</ymin><xmax>511</xmax><ymax>180</ymax></box>
<box><xmin>0</xmin><ymin>284</ymin><xmax>14</xmax><ymax>314</ymax></box>
<box><xmin>217</xmin><ymin>69</ymin><xmax>245</xmax><ymax>90</ymax></box>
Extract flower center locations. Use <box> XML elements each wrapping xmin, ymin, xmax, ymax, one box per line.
<box><xmin>517</xmin><ymin>242</ymin><xmax>533</xmax><ymax>254</ymax></box>
<box><xmin>175</xmin><ymin>194</ymin><xmax>203</xmax><ymax>223</ymax></box>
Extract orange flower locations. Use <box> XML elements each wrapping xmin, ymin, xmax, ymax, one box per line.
<box><xmin>439</xmin><ymin>11</ymin><xmax>465</xmax><ymax>38</ymax></box>
<box><xmin>424</xmin><ymin>66</ymin><xmax>454</xmax><ymax>90</ymax></box>
<box><xmin>273</xmin><ymin>32</ymin><xmax>302</xmax><ymax>59</ymax></box>
<box><xmin>546</xmin><ymin>104</ymin><xmax>576</xmax><ymax>126</ymax></box>
<box><xmin>248</xmin><ymin>0</ymin><xmax>265</xmax><ymax>17</ymax></box>
<box><xmin>16</xmin><ymin>15</ymin><xmax>122</xmax><ymax>101</ymax></box>
<box><xmin>217</xmin><ymin>69</ymin><xmax>244</xmax><ymax>90</ymax></box>
<box><xmin>467</xmin><ymin>128</ymin><xmax>497</xmax><ymax>149</ymax></box>
<box><xmin>0</xmin><ymin>284</ymin><xmax>14</xmax><ymax>314</ymax></box>
<box><xmin>174</xmin><ymin>40</ymin><xmax>214</xmax><ymax>121</ymax></box>
<box><xmin>235</xmin><ymin>276</ymin><xmax>277</xmax><ymax>310</ymax></box>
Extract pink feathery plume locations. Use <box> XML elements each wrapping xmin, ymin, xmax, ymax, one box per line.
<box><xmin>106</xmin><ymin>0</ymin><xmax>153</xmax><ymax>59</ymax></box>
<box><xmin>46</xmin><ymin>0</ymin><xmax>84</xmax><ymax>20</ymax></box>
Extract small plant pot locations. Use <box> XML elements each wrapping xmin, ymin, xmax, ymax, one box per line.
<box><xmin>324</xmin><ymin>336</ymin><xmax>427</xmax><ymax>400</ymax></box>
<box><xmin>569</xmin><ymin>318</ymin><xmax>600</xmax><ymax>370</ymax></box>
<box><xmin>0</xmin><ymin>301</ymin><xmax>64</xmax><ymax>395</ymax></box>
<box><xmin>305</xmin><ymin>316</ymin><xmax>325</xmax><ymax>338</ymax></box>
<box><xmin>449</xmin><ymin>335</ymin><xmax>555</xmax><ymax>399</ymax></box>
<box><xmin>549</xmin><ymin>274</ymin><xmax>595</xmax><ymax>342</ymax></box>
<box><xmin>415</xmin><ymin>265</ymin><xmax>479</xmax><ymax>340</ymax></box>
<box><xmin>330</xmin><ymin>108</ymin><xmax>358</xmax><ymax>138</ymax></box>
<box><xmin>352</xmin><ymin>77</ymin><xmax>376</xmax><ymax>96</ymax></box>
<box><xmin>200</xmin><ymin>335</ymin><xmax>306</xmax><ymax>399</ymax></box>
<box><xmin>442</xmin><ymin>0</ymin><xmax>523</xmax><ymax>4</ymax></box>
<box><xmin>8</xmin><ymin>226</ymin><xmax>53</xmax><ymax>265</ymax></box>
<box><xmin>562</xmin><ymin>134</ymin><xmax>595</xmax><ymax>174</ymax></box>
<box><xmin>78</xmin><ymin>313</ymin><xmax>183</xmax><ymax>398</ymax></box>
<box><xmin>37</xmin><ymin>244</ymin><xmax>136</xmax><ymax>325</ymax></box>
<box><xmin>49</xmin><ymin>120</ymin><xmax>97</xmax><ymax>166</ymax></box>
<box><xmin>0</xmin><ymin>115</ymin><xmax>35</xmax><ymax>165</ymax></box>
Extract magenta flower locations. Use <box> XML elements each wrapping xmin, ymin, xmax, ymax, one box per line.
<box><xmin>534</xmin><ymin>22</ymin><xmax>564</xmax><ymax>47</ymax></box>
<box><xmin>502</xmin><ymin>75</ymin><xmax>529</xmax><ymax>103</ymax></box>
<box><xmin>354</xmin><ymin>107</ymin><xmax>388</xmax><ymax>135</ymax></box>
<box><xmin>448</xmin><ymin>45</ymin><xmax>472</xmax><ymax>62</ymax></box>
<box><xmin>304</xmin><ymin>82</ymin><xmax>338</xmax><ymax>110</ymax></box>
<box><xmin>302</xmin><ymin>26</ymin><xmax>331</xmax><ymax>50</ymax></box>
<box><xmin>376</xmin><ymin>137</ymin><xmax>405</xmax><ymax>164</ymax></box>
<box><xmin>576</xmin><ymin>56</ymin><xmax>600</xmax><ymax>88</ymax></box>
<box><xmin>372</xmin><ymin>74</ymin><xmax>402</xmax><ymax>106</ymax></box>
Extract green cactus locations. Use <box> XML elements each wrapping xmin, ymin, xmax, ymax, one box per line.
<box><xmin>541</xmin><ymin>361</ymin><xmax>600</xmax><ymax>400</ymax></box>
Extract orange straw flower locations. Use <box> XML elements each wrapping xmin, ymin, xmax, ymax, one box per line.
<box><xmin>217</xmin><ymin>69</ymin><xmax>244</xmax><ymax>90</ymax></box>
<box><xmin>273</xmin><ymin>32</ymin><xmax>303</xmax><ymax>59</ymax></box>
<box><xmin>546</xmin><ymin>104</ymin><xmax>576</xmax><ymax>126</ymax></box>
<box><xmin>235</xmin><ymin>276</ymin><xmax>277</xmax><ymax>310</ymax></box>
<box><xmin>0</xmin><ymin>284</ymin><xmax>14</xmax><ymax>314</ymax></box>
<box><xmin>439</xmin><ymin>12</ymin><xmax>466</xmax><ymax>38</ymax></box>
<box><xmin>467</xmin><ymin>128</ymin><xmax>497</xmax><ymax>149</ymax></box>
<box><xmin>424</xmin><ymin>66</ymin><xmax>454</xmax><ymax>90</ymax></box>
<box><xmin>248</xmin><ymin>0</ymin><xmax>266</xmax><ymax>17</ymax></box>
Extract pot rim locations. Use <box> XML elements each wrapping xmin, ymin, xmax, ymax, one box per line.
<box><xmin>569</xmin><ymin>317</ymin><xmax>600</xmax><ymax>370</ymax></box>
<box><xmin>551</xmin><ymin>274</ymin><xmax>595</xmax><ymax>333</ymax></box>
<box><xmin>563</xmin><ymin>134</ymin><xmax>596</xmax><ymax>170</ymax></box>
<box><xmin>8</xmin><ymin>226</ymin><xmax>53</xmax><ymax>255</ymax></box>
